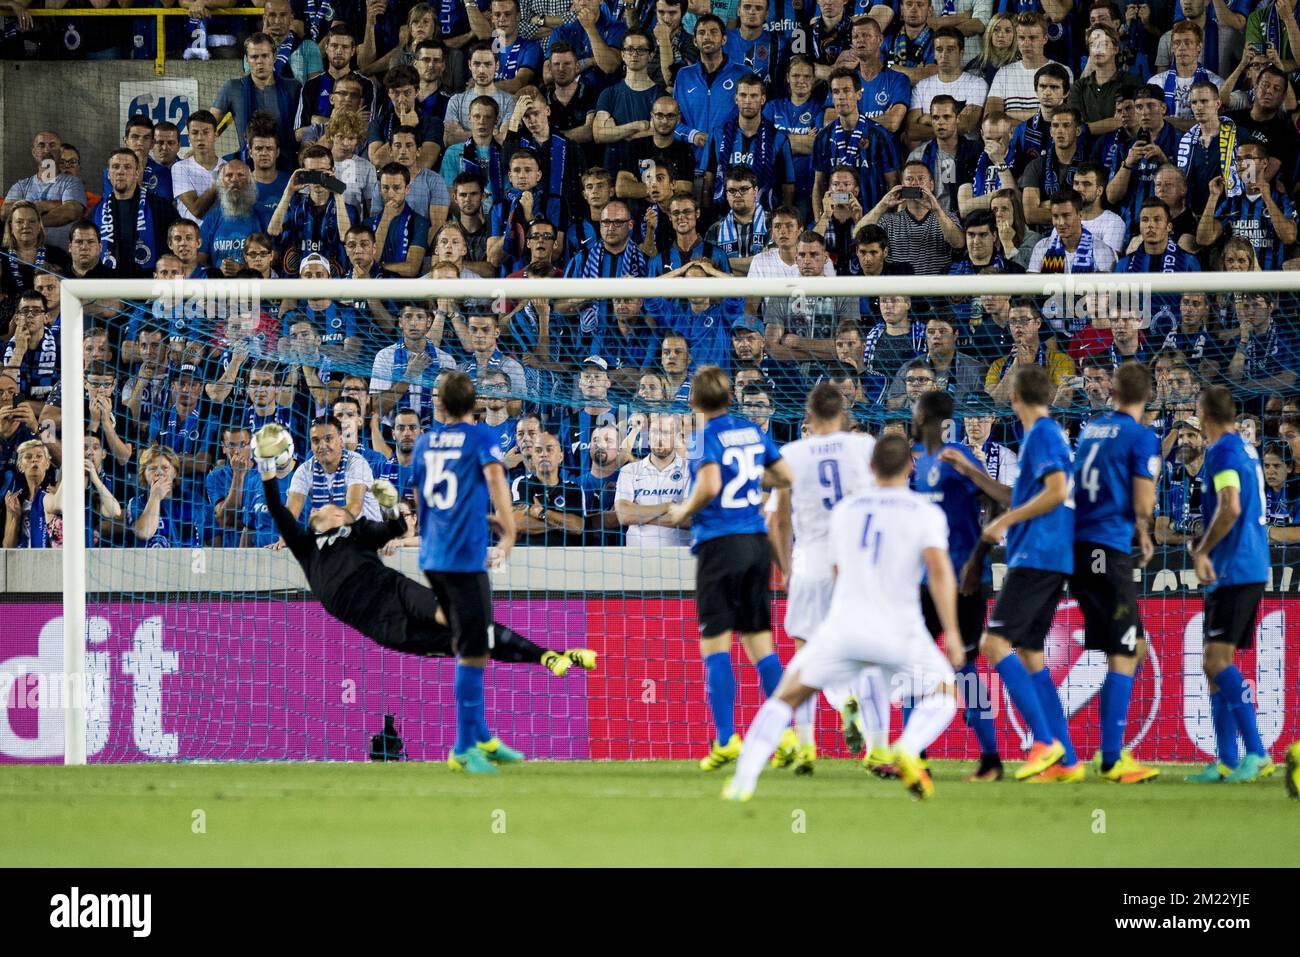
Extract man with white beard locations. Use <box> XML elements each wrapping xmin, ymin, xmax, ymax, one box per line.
<box><xmin>199</xmin><ymin>160</ymin><xmax>271</xmax><ymax>274</ymax></box>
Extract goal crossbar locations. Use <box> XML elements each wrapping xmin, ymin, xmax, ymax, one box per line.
<box><xmin>55</xmin><ymin>270</ymin><xmax>1300</xmax><ymax>764</ymax></box>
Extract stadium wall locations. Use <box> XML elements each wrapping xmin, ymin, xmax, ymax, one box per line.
<box><xmin>3</xmin><ymin>549</ymin><xmax>1299</xmax><ymax>764</ymax></box>
<box><xmin>1</xmin><ymin>61</ymin><xmax>245</xmax><ymax>194</ymax></box>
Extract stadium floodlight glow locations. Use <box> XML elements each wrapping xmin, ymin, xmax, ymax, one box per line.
<box><xmin>56</xmin><ymin>272</ymin><xmax>1295</xmax><ymax>766</ymax></box>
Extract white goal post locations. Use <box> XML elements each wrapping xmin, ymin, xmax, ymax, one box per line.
<box><xmin>55</xmin><ymin>271</ymin><xmax>1294</xmax><ymax>764</ymax></box>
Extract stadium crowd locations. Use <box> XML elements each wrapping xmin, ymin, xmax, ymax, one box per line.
<box><xmin>3</xmin><ymin>0</ymin><xmax>1300</xmax><ymax>548</ymax></box>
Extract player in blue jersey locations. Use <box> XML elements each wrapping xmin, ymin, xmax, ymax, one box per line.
<box><xmin>1071</xmin><ymin>362</ymin><xmax>1161</xmax><ymax>784</ymax></box>
<box><xmin>664</xmin><ymin>366</ymin><xmax>793</xmax><ymax>771</ymax></box>
<box><xmin>968</xmin><ymin>365</ymin><xmax>1081</xmax><ymax>782</ymax></box>
<box><xmin>413</xmin><ymin>371</ymin><xmax>520</xmax><ymax>774</ymax></box>
<box><xmin>912</xmin><ymin>389</ymin><xmax>1004</xmax><ymax>782</ymax></box>
<box><xmin>1188</xmin><ymin>385</ymin><xmax>1277</xmax><ymax>783</ymax></box>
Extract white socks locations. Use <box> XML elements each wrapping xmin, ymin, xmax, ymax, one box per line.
<box><xmin>896</xmin><ymin>693</ymin><xmax>956</xmax><ymax>756</ymax></box>
<box><xmin>856</xmin><ymin>669</ymin><xmax>891</xmax><ymax>751</ymax></box>
<box><xmin>733</xmin><ymin>698</ymin><xmax>793</xmax><ymax>790</ymax></box>
<box><xmin>793</xmin><ymin>696</ymin><xmax>816</xmax><ymax>747</ymax></box>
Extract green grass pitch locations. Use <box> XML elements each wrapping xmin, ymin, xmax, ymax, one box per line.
<box><xmin>3</xmin><ymin>760</ymin><xmax>1297</xmax><ymax>867</ymax></box>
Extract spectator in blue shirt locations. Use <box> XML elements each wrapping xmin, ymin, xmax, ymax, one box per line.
<box><xmin>811</xmin><ymin>67</ymin><xmax>901</xmax><ymax>222</ymax></box>
<box><xmin>545</xmin><ymin>0</ymin><xmax>627</xmax><ymax>80</ymax></box>
<box><xmin>2</xmin><ymin>291</ymin><xmax>59</xmax><ymax>406</ymax></box>
<box><xmin>477</xmin><ymin>368</ymin><xmax>519</xmax><ymax>458</ymax></box>
<box><xmin>673</xmin><ymin>15</ymin><xmax>747</xmax><ymax>167</ymax></box>
<box><xmin>458</xmin><ymin>313</ymin><xmax>529</xmax><ymax>396</ymax></box>
<box><xmin>378</xmin><ymin>407</ymin><xmax>424</xmax><ymax>501</ymax></box>
<box><xmin>370</xmin><ymin>162</ymin><xmax>430</xmax><ymax>277</ymax></box>
<box><xmin>593</xmin><ymin>295</ymin><xmax>661</xmax><ymax>389</ymax></box>
<box><xmin>207</xmin><ymin>425</ymin><xmax>254</xmax><ymax>547</ymax></box>
<box><xmin>1226</xmin><ymin>291</ymin><xmax>1297</xmax><ymax>393</ymax></box>
<box><xmin>1</xmin><ymin>438</ymin><xmax>55</xmax><ymax>549</ymax></box>
<box><xmin>482</xmin><ymin>0</ymin><xmax>544</xmax><ymax>94</ymax></box>
<box><xmin>489</xmin><ymin>150</ymin><xmax>569</xmax><ymax>275</ymax></box>
<box><xmin>366</xmin><ymin>65</ymin><xmax>442</xmax><ymax>171</ymax></box>
<box><xmin>1196</xmin><ymin>139</ymin><xmax>1299</xmax><ymax>273</ymax></box>
<box><xmin>279</xmin><ymin>253</ymin><xmax>361</xmax><ymax>361</ymax></box>
<box><xmin>1262</xmin><ymin>442</ymin><xmax>1299</xmax><ymax>532</ymax></box>
<box><xmin>240</xmin><ymin>443</ymin><xmax>300</xmax><ymax>547</ymax></box>
<box><xmin>333</xmin><ymin>395</ymin><xmax>387</xmax><ymax>475</ymax></box>
<box><xmin>201</xmin><ymin>161</ymin><xmax>272</xmax><ymax>275</ymax></box>
<box><xmin>579</xmin><ymin>422</ymin><xmax>624</xmax><ymax>544</ymax></box>
<box><xmin>646</xmin><ymin>259</ymin><xmax>742</xmax><ymax>371</ymax></box>
<box><xmin>211</xmin><ymin>33</ymin><xmax>303</xmax><ymax>162</ymax></box>
<box><xmin>266</xmin><ymin>145</ymin><xmax>355</xmax><ymax>276</ymax></box>
<box><xmin>147</xmin><ymin>363</ymin><xmax>218</xmax><ymax>501</ymax></box>
<box><xmin>128</xmin><ymin>444</ymin><xmax>212</xmax><ymax>548</ymax></box>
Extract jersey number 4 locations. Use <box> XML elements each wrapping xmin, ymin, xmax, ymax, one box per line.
<box><xmin>1078</xmin><ymin>444</ymin><xmax>1101</xmax><ymax>504</ymax></box>
<box><xmin>860</xmin><ymin>512</ymin><xmax>882</xmax><ymax>564</ymax></box>
<box><xmin>422</xmin><ymin>449</ymin><xmax>461</xmax><ymax>510</ymax></box>
<box><xmin>721</xmin><ymin>446</ymin><xmax>765</xmax><ymax>508</ymax></box>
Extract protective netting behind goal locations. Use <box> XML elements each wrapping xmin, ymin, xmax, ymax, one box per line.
<box><xmin>4</xmin><ymin>276</ymin><xmax>1300</xmax><ymax>764</ymax></box>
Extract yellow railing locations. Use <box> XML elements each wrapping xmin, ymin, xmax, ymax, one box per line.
<box><xmin>28</xmin><ymin>8</ymin><xmax>264</xmax><ymax>76</ymax></box>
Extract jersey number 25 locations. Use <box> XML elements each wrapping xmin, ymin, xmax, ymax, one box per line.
<box><xmin>720</xmin><ymin>446</ymin><xmax>765</xmax><ymax>508</ymax></box>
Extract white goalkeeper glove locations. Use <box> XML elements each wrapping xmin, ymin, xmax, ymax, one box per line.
<box><xmin>253</xmin><ymin>424</ymin><xmax>293</xmax><ymax>479</ymax></box>
<box><xmin>371</xmin><ymin>479</ymin><xmax>400</xmax><ymax>518</ymax></box>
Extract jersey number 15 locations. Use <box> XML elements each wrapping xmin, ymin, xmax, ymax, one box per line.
<box><xmin>422</xmin><ymin>449</ymin><xmax>461</xmax><ymax>510</ymax></box>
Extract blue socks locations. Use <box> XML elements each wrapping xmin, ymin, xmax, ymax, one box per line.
<box><xmin>756</xmin><ymin>653</ymin><xmax>783</xmax><ymax>698</ymax></box>
<box><xmin>454</xmin><ymin>663</ymin><xmax>486</xmax><ymax>755</ymax></box>
<box><xmin>704</xmin><ymin>651</ymin><xmax>737</xmax><ymax>743</ymax></box>
<box><xmin>995</xmin><ymin>654</ymin><xmax>1053</xmax><ymax>744</ymax></box>
<box><xmin>1215</xmin><ymin>666</ymin><xmax>1264</xmax><ymax>758</ymax></box>
<box><xmin>1032</xmin><ymin>668</ymin><xmax>1078</xmax><ymax>766</ymax></box>
<box><xmin>1099</xmin><ymin>672</ymin><xmax>1135</xmax><ymax>767</ymax></box>
<box><xmin>958</xmin><ymin>663</ymin><xmax>1000</xmax><ymax>757</ymax></box>
<box><xmin>1210</xmin><ymin>689</ymin><xmax>1240</xmax><ymax>768</ymax></box>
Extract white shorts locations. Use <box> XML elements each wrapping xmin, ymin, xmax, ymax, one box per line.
<box><xmin>793</xmin><ymin>618</ymin><xmax>955</xmax><ymax>702</ymax></box>
<box><xmin>783</xmin><ymin>572</ymin><xmax>834</xmax><ymax>639</ymax></box>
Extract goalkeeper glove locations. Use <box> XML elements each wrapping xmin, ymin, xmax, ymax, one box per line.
<box><xmin>371</xmin><ymin>479</ymin><xmax>400</xmax><ymax>518</ymax></box>
<box><xmin>253</xmin><ymin>424</ymin><xmax>293</xmax><ymax>479</ymax></box>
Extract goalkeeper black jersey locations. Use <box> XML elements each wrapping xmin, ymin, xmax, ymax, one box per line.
<box><xmin>262</xmin><ymin>476</ymin><xmax>409</xmax><ymax>631</ymax></box>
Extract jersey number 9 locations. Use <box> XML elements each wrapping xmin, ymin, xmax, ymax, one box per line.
<box><xmin>422</xmin><ymin>449</ymin><xmax>461</xmax><ymax>510</ymax></box>
<box><xmin>818</xmin><ymin>458</ymin><xmax>843</xmax><ymax>511</ymax></box>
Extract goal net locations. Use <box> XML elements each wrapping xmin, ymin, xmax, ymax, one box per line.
<box><xmin>4</xmin><ymin>272</ymin><xmax>1298</xmax><ymax>766</ymax></box>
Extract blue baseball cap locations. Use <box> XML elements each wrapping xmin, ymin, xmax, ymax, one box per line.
<box><xmin>731</xmin><ymin>315</ymin><xmax>764</xmax><ymax>335</ymax></box>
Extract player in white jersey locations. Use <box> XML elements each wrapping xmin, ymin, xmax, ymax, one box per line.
<box><xmin>768</xmin><ymin>383</ymin><xmax>890</xmax><ymax>775</ymax></box>
<box><xmin>725</xmin><ymin>435</ymin><xmax>967</xmax><ymax>802</ymax></box>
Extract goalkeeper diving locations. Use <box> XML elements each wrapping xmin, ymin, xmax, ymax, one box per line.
<box><xmin>251</xmin><ymin>423</ymin><xmax>596</xmax><ymax>679</ymax></box>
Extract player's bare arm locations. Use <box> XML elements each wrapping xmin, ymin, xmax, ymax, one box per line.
<box><xmin>1193</xmin><ymin>483</ymin><xmax>1241</xmax><ymax>584</ymax></box>
<box><xmin>939</xmin><ymin>447</ymin><xmax>1012</xmax><ymax>506</ymax></box>
<box><xmin>664</xmin><ymin>462</ymin><xmax>720</xmax><ymax>527</ymax></box>
<box><xmin>982</xmin><ymin>469</ymin><xmax>1068</xmax><ymax>543</ymax></box>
